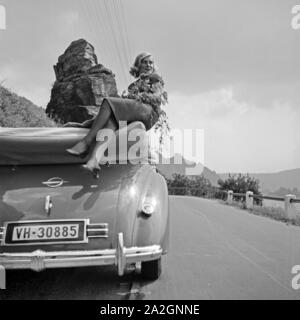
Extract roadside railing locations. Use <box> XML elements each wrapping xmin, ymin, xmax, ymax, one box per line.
<box><xmin>168</xmin><ymin>187</ymin><xmax>300</xmax><ymax>219</ymax></box>
<box><xmin>225</xmin><ymin>190</ymin><xmax>300</xmax><ymax>219</ymax></box>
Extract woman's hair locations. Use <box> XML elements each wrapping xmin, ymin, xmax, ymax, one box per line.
<box><xmin>129</xmin><ymin>52</ymin><xmax>158</xmax><ymax>78</ymax></box>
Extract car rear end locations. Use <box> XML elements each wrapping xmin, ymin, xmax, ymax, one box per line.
<box><xmin>0</xmin><ymin>128</ymin><xmax>163</xmax><ymax>287</ymax></box>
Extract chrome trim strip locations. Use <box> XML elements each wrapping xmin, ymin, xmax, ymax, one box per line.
<box><xmin>45</xmin><ymin>195</ymin><xmax>53</xmax><ymax>216</ymax></box>
<box><xmin>1</xmin><ymin>226</ymin><xmax>7</xmax><ymax>246</ymax></box>
<box><xmin>0</xmin><ymin>227</ymin><xmax>4</xmax><ymax>241</ymax></box>
<box><xmin>0</xmin><ymin>233</ymin><xmax>162</xmax><ymax>274</ymax></box>
<box><xmin>87</xmin><ymin>233</ymin><xmax>108</xmax><ymax>238</ymax></box>
<box><xmin>117</xmin><ymin>232</ymin><xmax>125</xmax><ymax>276</ymax></box>
<box><xmin>87</xmin><ymin>223</ymin><xmax>108</xmax><ymax>229</ymax></box>
<box><xmin>86</xmin><ymin>224</ymin><xmax>109</xmax><ymax>238</ymax></box>
<box><xmin>87</xmin><ymin>235</ymin><xmax>108</xmax><ymax>239</ymax></box>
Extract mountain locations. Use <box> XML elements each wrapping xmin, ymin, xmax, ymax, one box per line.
<box><xmin>218</xmin><ymin>168</ymin><xmax>300</xmax><ymax>194</ymax></box>
<box><xmin>0</xmin><ymin>85</ymin><xmax>55</xmax><ymax>127</ymax></box>
<box><xmin>156</xmin><ymin>153</ymin><xmax>220</xmax><ymax>186</ymax></box>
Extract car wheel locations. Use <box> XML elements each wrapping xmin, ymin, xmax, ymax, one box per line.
<box><xmin>141</xmin><ymin>258</ymin><xmax>161</xmax><ymax>280</ymax></box>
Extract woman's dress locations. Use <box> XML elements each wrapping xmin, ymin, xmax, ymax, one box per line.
<box><xmin>103</xmin><ymin>73</ymin><xmax>168</xmax><ymax>131</ymax></box>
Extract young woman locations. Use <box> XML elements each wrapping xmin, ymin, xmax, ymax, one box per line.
<box><xmin>66</xmin><ymin>52</ymin><xmax>168</xmax><ymax>176</ymax></box>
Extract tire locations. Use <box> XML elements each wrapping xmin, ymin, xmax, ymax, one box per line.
<box><xmin>141</xmin><ymin>258</ymin><xmax>162</xmax><ymax>280</ymax></box>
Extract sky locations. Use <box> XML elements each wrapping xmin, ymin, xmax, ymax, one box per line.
<box><xmin>0</xmin><ymin>0</ymin><xmax>299</xmax><ymax>173</ymax></box>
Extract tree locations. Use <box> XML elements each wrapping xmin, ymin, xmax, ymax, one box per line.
<box><xmin>218</xmin><ymin>174</ymin><xmax>262</xmax><ymax>205</ymax></box>
<box><xmin>188</xmin><ymin>176</ymin><xmax>212</xmax><ymax>197</ymax></box>
<box><xmin>167</xmin><ymin>173</ymin><xmax>216</xmax><ymax>198</ymax></box>
<box><xmin>167</xmin><ymin>173</ymin><xmax>190</xmax><ymax>195</ymax></box>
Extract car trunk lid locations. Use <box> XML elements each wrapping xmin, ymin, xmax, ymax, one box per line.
<box><xmin>0</xmin><ymin>163</ymin><xmax>123</xmax><ymax>252</ymax></box>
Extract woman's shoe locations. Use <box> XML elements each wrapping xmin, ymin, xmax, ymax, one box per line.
<box><xmin>66</xmin><ymin>140</ymin><xmax>89</xmax><ymax>158</ymax></box>
<box><xmin>83</xmin><ymin>160</ymin><xmax>101</xmax><ymax>179</ymax></box>
<box><xmin>63</xmin><ymin>122</ymin><xmax>83</xmax><ymax>128</ymax></box>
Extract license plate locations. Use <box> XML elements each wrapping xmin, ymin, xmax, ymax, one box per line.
<box><xmin>4</xmin><ymin>220</ymin><xmax>87</xmax><ymax>245</ymax></box>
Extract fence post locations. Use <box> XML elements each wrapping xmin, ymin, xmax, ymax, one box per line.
<box><xmin>246</xmin><ymin>191</ymin><xmax>254</xmax><ymax>210</ymax></box>
<box><xmin>284</xmin><ymin>194</ymin><xmax>297</xmax><ymax>220</ymax></box>
<box><xmin>227</xmin><ymin>190</ymin><xmax>233</xmax><ymax>204</ymax></box>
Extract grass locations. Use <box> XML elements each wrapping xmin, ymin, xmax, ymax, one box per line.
<box><xmin>0</xmin><ymin>85</ymin><xmax>56</xmax><ymax>128</ymax></box>
<box><xmin>218</xmin><ymin>200</ymin><xmax>300</xmax><ymax>227</ymax></box>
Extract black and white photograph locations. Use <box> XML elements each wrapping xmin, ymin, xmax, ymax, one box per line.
<box><xmin>0</xmin><ymin>0</ymin><xmax>300</xmax><ymax>303</ymax></box>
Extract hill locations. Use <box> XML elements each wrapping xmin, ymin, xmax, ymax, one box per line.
<box><xmin>218</xmin><ymin>168</ymin><xmax>300</xmax><ymax>194</ymax></box>
<box><xmin>157</xmin><ymin>153</ymin><xmax>220</xmax><ymax>186</ymax></box>
<box><xmin>0</xmin><ymin>85</ymin><xmax>56</xmax><ymax>127</ymax></box>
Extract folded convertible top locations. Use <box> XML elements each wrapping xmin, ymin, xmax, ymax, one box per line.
<box><xmin>0</xmin><ymin>124</ymin><xmax>158</xmax><ymax>166</ymax></box>
<box><xmin>0</xmin><ymin>127</ymin><xmax>89</xmax><ymax>165</ymax></box>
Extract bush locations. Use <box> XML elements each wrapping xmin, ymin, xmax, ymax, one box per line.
<box><xmin>166</xmin><ymin>173</ymin><xmax>221</xmax><ymax>198</ymax></box>
<box><xmin>218</xmin><ymin>173</ymin><xmax>262</xmax><ymax>205</ymax></box>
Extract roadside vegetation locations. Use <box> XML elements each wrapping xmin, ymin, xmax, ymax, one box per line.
<box><xmin>218</xmin><ymin>173</ymin><xmax>262</xmax><ymax>204</ymax></box>
<box><xmin>165</xmin><ymin>172</ymin><xmax>300</xmax><ymax>226</ymax></box>
<box><xmin>218</xmin><ymin>174</ymin><xmax>300</xmax><ymax>226</ymax></box>
<box><xmin>0</xmin><ymin>85</ymin><xmax>56</xmax><ymax>127</ymax></box>
<box><xmin>226</xmin><ymin>200</ymin><xmax>300</xmax><ymax>226</ymax></box>
<box><xmin>251</xmin><ymin>205</ymin><xmax>300</xmax><ymax>226</ymax></box>
<box><xmin>160</xmin><ymin>172</ymin><xmax>224</xmax><ymax>199</ymax></box>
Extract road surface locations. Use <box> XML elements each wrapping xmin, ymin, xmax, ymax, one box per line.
<box><xmin>1</xmin><ymin>196</ymin><xmax>300</xmax><ymax>299</ymax></box>
<box><xmin>131</xmin><ymin>196</ymin><xmax>300</xmax><ymax>299</ymax></box>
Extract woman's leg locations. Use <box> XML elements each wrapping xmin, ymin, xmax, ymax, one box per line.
<box><xmin>66</xmin><ymin>99</ymin><xmax>114</xmax><ymax>155</ymax></box>
<box><xmin>83</xmin><ymin>100</ymin><xmax>114</xmax><ymax>145</ymax></box>
<box><xmin>83</xmin><ymin>117</ymin><xmax>118</xmax><ymax>175</ymax></box>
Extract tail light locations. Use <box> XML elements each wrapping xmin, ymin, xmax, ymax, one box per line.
<box><xmin>141</xmin><ymin>197</ymin><xmax>157</xmax><ymax>217</ymax></box>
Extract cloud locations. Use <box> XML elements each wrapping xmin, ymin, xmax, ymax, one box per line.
<box><xmin>0</xmin><ymin>62</ymin><xmax>52</xmax><ymax>106</ymax></box>
<box><xmin>234</xmin><ymin>82</ymin><xmax>300</xmax><ymax>110</ymax></box>
<box><xmin>64</xmin><ymin>11</ymin><xmax>79</xmax><ymax>25</ymax></box>
<box><xmin>166</xmin><ymin>89</ymin><xmax>300</xmax><ymax>173</ymax></box>
<box><xmin>169</xmin><ymin>88</ymin><xmax>249</xmax><ymax>120</ymax></box>
<box><xmin>127</xmin><ymin>0</ymin><xmax>300</xmax><ymax>110</ymax></box>
<box><xmin>60</xmin><ymin>11</ymin><xmax>79</xmax><ymax>30</ymax></box>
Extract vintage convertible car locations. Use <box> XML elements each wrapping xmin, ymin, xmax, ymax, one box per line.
<box><xmin>0</xmin><ymin>122</ymin><xmax>169</xmax><ymax>287</ymax></box>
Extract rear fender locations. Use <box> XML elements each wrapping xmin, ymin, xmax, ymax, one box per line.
<box><xmin>113</xmin><ymin>164</ymin><xmax>153</xmax><ymax>248</ymax></box>
<box><xmin>131</xmin><ymin>169</ymin><xmax>169</xmax><ymax>251</ymax></box>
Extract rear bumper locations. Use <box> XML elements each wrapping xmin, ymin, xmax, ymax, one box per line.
<box><xmin>0</xmin><ymin>233</ymin><xmax>162</xmax><ymax>276</ymax></box>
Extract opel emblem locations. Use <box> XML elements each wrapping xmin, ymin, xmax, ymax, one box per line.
<box><xmin>42</xmin><ymin>177</ymin><xmax>68</xmax><ymax>188</ymax></box>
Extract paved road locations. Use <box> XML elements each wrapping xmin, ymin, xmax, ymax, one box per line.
<box><xmin>1</xmin><ymin>196</ymin><xmax>300</xmax><ymax>299</ymax></box>
<box><xmin>131</xmin><ymin>196</ymin><xmax>300</xmax><ymax>300</ymax></box>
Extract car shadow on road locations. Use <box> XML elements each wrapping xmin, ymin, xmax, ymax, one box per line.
<box><xmin>126</xmin><ymin>267</ymin><xmax>161</xmax><ymax>300</ymax></box>
<box><xmin>0</xmin><ymin>266</ymin><xmax>135</xmax><ymax>300</ymax></box>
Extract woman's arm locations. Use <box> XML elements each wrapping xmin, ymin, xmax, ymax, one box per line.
<box><xmin>125</xmin><ymin>75</ymin><xmax>168</xmax><ymax>109</ymax></box>
<box><xmin>138</xmin><ymin>80</ymin><xmax>168</xmax><ymax>108</ymax></box>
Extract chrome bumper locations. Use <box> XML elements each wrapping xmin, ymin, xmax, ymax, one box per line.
<box><xmin>0</xmin><ymin>233</ymin><xmax>162</xmax><ymax>275</ymax></box>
